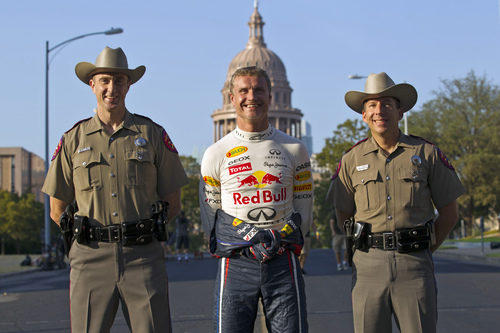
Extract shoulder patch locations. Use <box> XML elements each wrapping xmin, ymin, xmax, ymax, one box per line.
<box><xmin>51</xmin><ymin>136</ymin><xmax>63</xmax><ymax>161</ymax></box>
<box><xmin>346</xmin><ymin>137</ymin><xmax>369</xmax><ymax>154</ymax></box>
<box><xmin>65</xmin><ymin>117</ymin><xmax>92</xmax><ymax>134</ymax></box>
<box><xmin>331</xmin><ymin>159</ymin><xmax>341</xmax><ymax>181</ymax></box>
<box><xmin>409</xmin><ymin>135</ymin><xmax>455</xmax><ymax>171</ymax></box>
<box><xmin>162</xmin><ymin>129</ymin><xmax>178</xmax><ymax>153</ymax></box>
<box><xmin>437</xmin><ymin>148</ymin><xmax>455</xmax><ymax>171</ymax></box>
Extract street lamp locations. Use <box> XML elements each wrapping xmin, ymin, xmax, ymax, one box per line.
<box><xmin>44</xmin><ymin>27</ymin><xmax>123</xmax><ymax>252</ymax></box>
<box><xmin>347</xmin><ymin>74</ymin><xmax>409</xmax><ymax>135</ymax></box>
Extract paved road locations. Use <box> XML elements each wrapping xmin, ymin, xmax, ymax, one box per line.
<box><xmin>1</xmin><ymin>249</ymin><xmax>499</xmax><ymax>332</ymax></box>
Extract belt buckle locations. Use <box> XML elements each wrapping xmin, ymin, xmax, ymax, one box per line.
<box><xmin>383</xmin><ymin>232</ymin><xmax>396</xmax><ymax>250</ymax></box>
<box><xmin>108</xmin><ymin>225</ymin><xmax>121</xmax><ymax>243</ymax></box>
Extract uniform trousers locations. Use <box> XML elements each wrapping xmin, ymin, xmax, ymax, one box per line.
<box><xmin>352</xmin><ymin>248</ymin><xmax>437</xmax><ymax>333</ymax></box>
<box><xmin>214</xmin><ymin>251</ymin><xmax>308</xmax><ymax>333</ymax></box>
<box><xmin>69</xmin><ymin>239</ymin><xmax>171</xmax><ymax>333</ymax></box>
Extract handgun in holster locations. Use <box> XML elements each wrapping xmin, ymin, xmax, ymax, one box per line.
<box><xmin>343</xmin><ymin>218</ymin><xmax>355</xmax><ymax>266</ymax></box>
<box><xmin>59</xmin><ymin>201</ymin><xmax>77</xmax><ymax>256</ymax></box>
<box><xmin>151</xmin><ymin>201</ymin><xmax>169</xmax><ymax>242</ymax></box>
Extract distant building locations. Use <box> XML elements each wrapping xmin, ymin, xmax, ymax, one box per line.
<box><xmin>310</xmin><ymin>153</ymin><xmax>330</xmax><ymax>181</ymax></box>
<box><xmin>211</xmin><ymin>3</ymin><xmax>304</xmax><ymax>141</ymax></box>
<box><xmin>301</xmin><ymin>120</ymin><xmax>313</xmax><ymax>156</ymax></box>
<box><xmin>0</xmin><ymin>147</ymin><xmax>45</xmax><ymax>202</ymax></box>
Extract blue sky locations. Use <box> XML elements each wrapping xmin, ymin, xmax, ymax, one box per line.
<box><xmin>1</xmin><ymin>0</ymin><xmax>500</xmax><ymax>162</ymax></box>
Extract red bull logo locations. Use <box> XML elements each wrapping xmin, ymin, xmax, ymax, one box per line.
<box><xmin>237</xmin><ymin>171</ymin><xmax>282</xmax><ymax>188</ymax></box>
<box><xmin>233</xmin><ymin>188</ymin><xmax>287</xmax><ymax>205</ymax></box>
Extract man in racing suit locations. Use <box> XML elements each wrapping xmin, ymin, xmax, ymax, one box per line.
<box><xmin>199</xmin><ymin>67</ymin><xmax>313</xmax><ymax>333</ymax></box>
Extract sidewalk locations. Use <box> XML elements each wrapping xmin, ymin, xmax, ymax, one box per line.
<box><xmin>434</xmin><ymin>243</ymin><xmax>500</xmax><ymax>267</ymax></box>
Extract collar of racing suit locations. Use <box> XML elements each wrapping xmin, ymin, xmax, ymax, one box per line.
<box><xmin>234</xmin><ymin>126</ymin><xmax>275</xmax><ymax>142</ymax></box>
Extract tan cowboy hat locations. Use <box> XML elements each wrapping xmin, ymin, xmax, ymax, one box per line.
<box><xmin>75</xmin><ymin>46</ymin><xmax>146</xmax><ymax>85</ymax></box>
<box><xmin>345</xmin><ymin>72</ymin><xmax>417</xmax><ymax>113</ymax></box>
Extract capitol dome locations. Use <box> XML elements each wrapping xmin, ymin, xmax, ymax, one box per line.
<box><xmin>211</xmin><ymin>5</ymin><xmax>303</xmax><ymax>142</ymax></box>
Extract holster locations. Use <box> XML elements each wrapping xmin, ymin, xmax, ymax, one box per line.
<box><xmin>73</xmin><ymin>215</ymin><xmax>91</xmax><ymax>245</ymax></box>
<box><xmin>343</xmin><ymin>219</ymin><xmax>355</xmax><ymax>266</ymax></box>
<box><xmin>59</xmin><ymin>202</ymin><xmax>77</xmax><ymax>256</ymax></box>
<box><xmin>151</xmin><ymin>201</ymin><xmax>169</xmax><ymax>242</ymax></box>
<box><xmin>353</xmin><ymin>221</ymin><xmax>371</xmax><ymax>252</ymax></box>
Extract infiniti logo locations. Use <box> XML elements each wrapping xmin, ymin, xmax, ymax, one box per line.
<box><xmin>269</xmin><ymin>149</ymin><xmax>281</xmax><ymax>155</ymax></box>
<box><xmin>247</xmin><ymin>207</ymin><xmax>277</xmax><ymax>221</ymax></box>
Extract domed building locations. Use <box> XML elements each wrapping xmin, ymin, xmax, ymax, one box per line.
<box><xmin>211</xmin><ymin>3</ymin><xmax>304</xmax><ymax>142</ymax></box>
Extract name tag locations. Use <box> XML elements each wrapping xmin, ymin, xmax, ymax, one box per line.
<box><xmin>78</xmin><ymin>146</ymin><xmax>92</xmax><ymax>153</ymax></box>
<box><xmin>356</xmin><ymin>164</ymin><xmax>369</xmax><ymax>171</ymax></box>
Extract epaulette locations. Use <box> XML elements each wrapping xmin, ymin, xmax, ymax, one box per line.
<box><xmin>409</xmin><ymin>135</ymin><xmax>455</xmax><ymax>171</ymax></box>
<box><xmin>65</xmin><ymin>117</ymin><xmax>92</xmax><ymax>134</ymax></box>
<box><xmin>134</xmin><ymin>113</ymin><xmax>179</xmax><ymax>154</ymax></box>
<box><xmin>409</xmin><ymin>134</ymin><xmax>434</xmax><ymax>146</ymax></box>
<box><xmin>345</xmin><ymin>137</ymin><xmax>369</xmax><ymax>153</ymax></box>
<box><xmin>134</xmin><ymin>113</ymin><xmax>162</xmax><ymax>128</ymax></box>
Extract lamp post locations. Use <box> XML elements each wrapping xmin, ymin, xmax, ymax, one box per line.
<box><xmin>347</xmin><ymin>74</ymin><xmax>409</xmax><ymax>135</ymax></box>
<box><xmin>44</xmin><ymin>27</ymin><xmax>123</xmax><ymax>252</ymax></box>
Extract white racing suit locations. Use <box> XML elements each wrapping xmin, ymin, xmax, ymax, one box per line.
<box><xmin>199</xmin><ymin>126</ymin><xmax>313</xmax><ymax>333</ymax></box>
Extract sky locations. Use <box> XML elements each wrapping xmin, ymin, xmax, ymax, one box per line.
<box><xmin>2</xmin><ymin>0</ymin><xmax>500</xmax><ymax>163</ymax></box>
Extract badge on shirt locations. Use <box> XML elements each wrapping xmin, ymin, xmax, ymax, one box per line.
<box><xmin>161</xmin><ymin>129</ymin><xmax>178</xmax><ymax>153</ymax></box>
<box><xmin>411</xmin><ymin>155</ymin><xmax>422</xmax><ymax>166</ymax></box>
<box><xmin>135</xmin><ymin>137</ymin><xmax>147</xmax><ymax>147</ymax></box>
<box><xmin>51</xmin><ymin>137</ymin><xmax>63</xmax><ymax>161</ymax></box>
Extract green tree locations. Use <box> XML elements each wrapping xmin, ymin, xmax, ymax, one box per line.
<box><xmin>408</xmin><ymin>71</ymin><xmax>500</xmax><ymax>231</ymax></box>
<box><xmin>177</xmin><ymin>155</ymin><xmax>205</xmax><ymax>252</ymax></box>
<box><xmin>8</xmin><ymin>193</ymin><xmax>43</xmax><ymax>253</ymax></box>
<box><xmin>312</xmin><ymin>119</ymin><xmax>369</xmax><ymax>245</ymax></box>
<box><xmin>0</xmin><ymin>190</ymin><xmax>18</xmax><ymax>254</ymax></box>
<box><xmin>0</xmin><ymin>190</ymin><xmax>43</xmax><ymax>254</ymax></box>
<box><xmin>316</xmin><ymin>118</ymin><xmax>369</xmax><ymax>174</ymax></box>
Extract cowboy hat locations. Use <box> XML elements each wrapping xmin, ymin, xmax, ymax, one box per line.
<box><xmin>344</xmin><ymin>72</ymin><xmax>417</xmax><ymax>113</ymax></box>
<box><xmin>75</xmin><ymin>47</ymin><xmax>146</xmax><ymax>85</ymax></box>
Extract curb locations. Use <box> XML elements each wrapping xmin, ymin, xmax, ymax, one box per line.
<box><xmin>0</xmin><ymin>268</ymin><xmax>42</xmax><ymax>280</ymax></box>
<box><xmin>434</xmin><ymin>250</ymin><xmax>500</xmax><ymax>267</ymax></box>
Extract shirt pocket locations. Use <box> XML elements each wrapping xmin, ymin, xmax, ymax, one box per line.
<box><xmin>397</xmin><ymin>168</ymin><xmax>429</xmax><ymax>209</ymax></box>
<box><xmin>124</xmin><ymin>149</ymin><xmax>156</xmax><ymax>187</ymax></box>
<box><xmin>351</xmin><ymin>169</ymin><xmax>380</xmax><ymax>212</ymax></box>
<box><xmin>72</xmin><ymin>151</ymin><xmax>103</xmax><ymax>191</ymax></box>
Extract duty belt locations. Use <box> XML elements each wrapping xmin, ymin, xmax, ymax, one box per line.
<box><xmin>368</xmin><ymin>225</ymin><xmax>431</xmax><ymax>253</ymax></box>
<box><xmin>87</xmin><ymin>220</ymin><xmax>154</xmax><ymax>246</ymax></box>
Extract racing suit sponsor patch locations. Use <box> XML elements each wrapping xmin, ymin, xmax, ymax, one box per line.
<box><xmin>294</xmin><ymin>171</ymin><xmax>311</xmax><ymax>181</ymax></box>
<box><xmin>203</xmin><ymin>176</ymin><xmax>221</xmax><ymax>187</ymax></box>
<box><xmin>293</xmin><ymin>183</ymin><xmax>313</xmax><ymax>192</ymax></box>
<box><xmin>226</xmin><ymin>146</ymin><xmax>248</xmax><ymax>158</ymax></box>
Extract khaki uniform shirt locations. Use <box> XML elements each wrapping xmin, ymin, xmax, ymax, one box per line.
<box><xmin>42</xmin><ymin>111</ymin><xmax>188</xmax><ymax>225</ymax></box>
<box><xmin>333</xmin><ymin>133</ymin><xmax>465</xmax><ymax>233</ymax></box>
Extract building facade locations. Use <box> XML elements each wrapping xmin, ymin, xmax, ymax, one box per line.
<box><xmin>211</xmin><ymin>4</ymin><xmax>304</xmax><ymax>141</ymax></box>
<box><xmin>0</xmin><ymin>147</ymin><xmax>45</xmax><ymax>202</ymax></box>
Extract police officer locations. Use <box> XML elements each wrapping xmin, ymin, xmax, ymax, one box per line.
<box><xmin>330</xmin><ymin>72</ymin><xmax>465</xmax><ymax>333</ymax></box>
<box><xmin>42</xmin><ymin>46</ymin><xmax>188</xmax><ymax>333</ymax></box>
